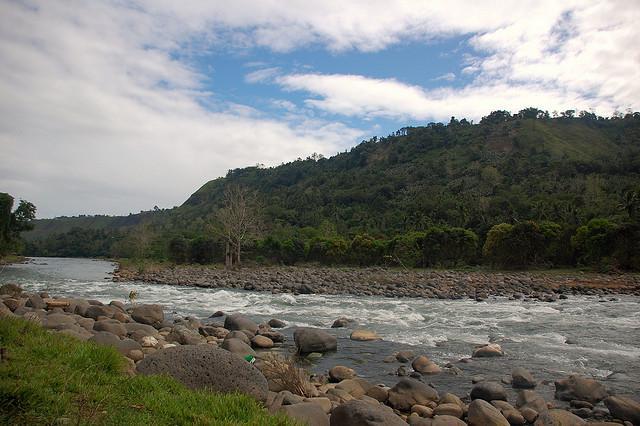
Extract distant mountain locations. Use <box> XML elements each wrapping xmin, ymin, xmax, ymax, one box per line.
<box><xmin>24</xmin><ymin>109</ymin><xmax>640</xmax><ymax>263</ymax></box>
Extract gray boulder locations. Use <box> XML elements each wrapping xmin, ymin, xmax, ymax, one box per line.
<box><xmin>167</xmin><ymin>325</ymin><xmax>205</xmax><ymax>345</ymax></box>
<box><xmin>136</xmin><ymin>345</ymin><xmax>268</xmax><ymax>401</ymax></box>
<box><xmin>268</xmin><ymin>318</ymin><xmax>286</xmax><ymax>328</ymax></box>
<box><xmin>468</xmin><ymin>399</ymin><xmax>509</xmax><ymax>426</ymax></box>
<box><xmin>224</xmin><ymin>314</ymin><xmax>258</xmax><ymax>333</ymax></box>
<box><xmin>533</xmin><ymin>409</ymin><xmax>585</xmax><ymax>425</ymax></box>
<box><xmin>124</xmin><ymin>322</ymin><xmax>158</xmax><ymax>337</ymax></box>
<box><xmin>221</xmin><ymin>338</ymin><xmax>256</xmax><ymax>358</ymax></box>
<box><xmin>294</xmin><ymin>328</ymin><xmax>337</xmax><ymax>354</ymax></box>
<box><xmin>555</xmin><ymin>375</ymin><xmax>608</xmax><ymax>404</ymax></box>
<box><xmin>470</xmin><ymin>382</ymin><xmax>507</xmax><ymax>401</ymax></box>
<box><xmin>387</xmin><ymin>378</ymin><xmax>439</xmax><ymax>411</ymax></box>
<box><xmin>330</xmin><ymin>399</ymin><xmax>405</xmax><ymax>426</ymax></box>
<box><xmin>604</xmin><ymin>395</ymin><xmax>640</xmax><ymax>424</ymax></box>
<box><xmin>84</xmin><ymin>305</ymin><xmax>116</xmax><ymax>320</ymax></box>
<box><xmin>516</xmin><ymin>390</ymin><xmax>548</xmax><ymax>413</ymax></box>
<box><xmin>130</xmin><ymin>304</ymin><xmax>164</xmax><ymax>327</ymax></box>
<box><xmin>89</xmin><ymin>331</ymin><xmax>142</xmax><ymax>358</ymax></box>
<box><xmin>281</xmin><ymin>402</ymin><xmax>329</xmax><ymax>426</ymax></box>
<box><xmin>512</xmin><ymin>367</ymin><xmax>536</xmax><ymax>389</ymax></box>
<box><xmin>226</xmin><ymin>330</ymin><xmax>251</xmax><ymax>344</ymax></box>
<box><xmin>43</xmin><ymin>313</ymin><xmax>76</xmax><ymax>330</ymax></box>
<box><xmin>93</xmin><ymin>319</ymin><xmax>127</xmax><ymax>337</ymax></box>
<box><xmin>26</xmin><ymin>294</ymin><xmax>46</xmax><ymax>310</ymax></box>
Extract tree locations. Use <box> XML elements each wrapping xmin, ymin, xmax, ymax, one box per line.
<box><xmin>217</xmin><ymin>184</ymin><xmax>261</xmax><ymax>268</ymax></box>
<box><xmin>0</xmin><ymin>193</ymin><xmax>36</xmax><ymax>256</ymax></box>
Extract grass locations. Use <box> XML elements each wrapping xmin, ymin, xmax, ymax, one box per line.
<box><xmin>0</xmin><ymin>317</ymin><xmax>296</xmax><ymax>426</ymax></box>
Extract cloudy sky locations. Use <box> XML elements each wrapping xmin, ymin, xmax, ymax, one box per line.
<box><xmin>1</xmin><ymin>1</ymin><xmax>638</xmax><ymax>218</ymax></box>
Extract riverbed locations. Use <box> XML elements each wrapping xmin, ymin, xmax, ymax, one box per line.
<box><xmin>2</xmin><ymin>257</ymin><xmax>639</xmax><ymax>401</ymax></box>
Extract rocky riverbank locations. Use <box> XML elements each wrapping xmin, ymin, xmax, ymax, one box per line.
<box><xmin>114</xmin><ymin>264</ymin><xmax>640</xmax><ymax>299</ymax></box>
<box><xmin>2</xmin><ymin>283</ymin><xmax>639</xmax><ymax>425</ymax></box>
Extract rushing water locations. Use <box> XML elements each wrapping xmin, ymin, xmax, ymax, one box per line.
<box><xmin>2</xmin><ymin>257</ymin><xmax>639</xmax><ymax>400</ymax></box>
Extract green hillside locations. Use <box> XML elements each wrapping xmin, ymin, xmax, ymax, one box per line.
<box><xmin>24</xmin><ymin>109</ymin><xmax>640</xmax><ymax>269</ymax></box>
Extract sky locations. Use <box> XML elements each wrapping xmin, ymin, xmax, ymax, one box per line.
<box><xmin>1</xmin><ymin>1</ymin><xmax>639</xmax><ymax>218</ymax></box>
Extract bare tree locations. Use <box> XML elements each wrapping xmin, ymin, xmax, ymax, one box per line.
<box><xmin>216</xmin><ymin>184</ymin><xmax>261</xmax><ymax>268</ymax></box>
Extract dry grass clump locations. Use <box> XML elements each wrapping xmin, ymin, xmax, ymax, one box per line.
<box><xmin>258</xmin><ymin>353</ymin><xmax>312</xmax><ymax>397</ymax></box>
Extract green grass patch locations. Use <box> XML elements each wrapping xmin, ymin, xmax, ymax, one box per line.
<box><xmin>0</xmin><ymin>317</ymin><xmax>295</xmax><ymax>425</ymax></box>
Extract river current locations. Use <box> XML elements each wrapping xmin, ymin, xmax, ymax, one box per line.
<box><xmin>2</xmin><ymin>257</ymin><xmax>639</xmax><ymax>400</ymax></box>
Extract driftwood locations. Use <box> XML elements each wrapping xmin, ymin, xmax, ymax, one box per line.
<box><xmin>46</xmin><ymin>300</ymin><xmax>70</xmax><ymax>309</ymax></box>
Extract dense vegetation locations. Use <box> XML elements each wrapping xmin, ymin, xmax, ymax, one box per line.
<box><xmin>0</xmin><ymin>317</ymin><xmax>292</xmax><ymax>425</ymax></box>
<box><xmin>24</xmin><ymin>109</ymin><xmax>640</xmax><ymax>270</ymax></box>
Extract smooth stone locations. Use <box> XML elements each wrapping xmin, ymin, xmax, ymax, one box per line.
<box><xmin>330</xmin><ymin>399</ymin><xmax>405</xmax><ymax>426</ymax></box>
<box><xmin>220</xmin><ymin>338</ymin><xmax>256</xmax><ymax>358</ymax></box>
<box><xmin>533</xmin><ymin>409</ymin><xmax>586</xmax><ymax>426</ymax></box>
<box><xmin>512</xmin><ymin>367</ymin><xmax>536</xmax><ymax>389</ymax></box>
<box><xmin>268</xmin><ymin>318</ymin><xmax>286</xmax><ymax>328</ymax></box>
<box><xmin>554</xmin><ymin>375</ymin><xmax>608</xmax><ymax>404</ymax></box>
<box><xmin>294</xmin><ymin>328</ymin><xmax>337</xmax><ymax>354</ymax></box>
<box><xmin>130</xmin><ymin>304</ymin><xmax>164</xmax><ymax>327</ymax></box>
<box><xmin>350</xmin><ymin>329</ymin><xmax>381</xmax><ymax>341</ymax></box>
<box><xmin>251</xmin><ymin>335</ymin><xmax>274</xmax><ymax>348</ymax></box>
<box><xmin>467</xmin><ymin>399</ymin><xmax>509</xmax><ymax>426</ymax></box>
<box><xmin>470</xmin><ymin>382</ymin><xmax>507</xmax><ymax>402</ymax></box>
<box><xmin>604</xmin><ymin>395</ymin><xmax>640</xmax><ymax>425</ymax></box>
<box><xmin>224</xmin><ymin>314</ymin><xmax>258</xmax><ymax>334</ymax></box>
<box><xmin>434</xmin><ymin>403</ymin><xmax>464</xmax><ymax>418</ymax></box>
<box><xmin>412</xmin><ymin>356</ymin><xmax>441</xmax><ymax>374</ymax></box>
<box><xmin>387</xmin><ymin>378</ymin><xmax>439</xmax><ymax>411</ymax></box>
<box><xmin>472</xmin><ymin>343</ymin><xmax>503</xmax><ymax>357</ymax></box>
<box><xmin>329</xmin><ymin>366</ymin><xmax>356</xmax><ymax>382</ymax></box>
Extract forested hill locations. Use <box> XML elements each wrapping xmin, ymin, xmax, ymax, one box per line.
<box><xmin>25</xmin><ymin>109</ymin><xmax>640</xmax><ymax>268</ymax></box>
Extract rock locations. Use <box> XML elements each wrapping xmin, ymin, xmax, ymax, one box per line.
<box><xmin>294</xmin><ymin>328</ymin><xmax>337</xmax><ymax>354</ymax></box>
<box><xmin>604</xmin><ymin>395</ymin><xmax>640</xmax><ymax>424</ymax></box>
<box><xmin>472</xmin><ymin>343</ymin><xmax>504</xmax><ymax>358</ymax></box>
<box><xmin>224</xmin><ymin>314</ymin><xmax>258</xmax><ymax>333</ymax></box>
<box><xmin>330</xmin><ymin>399</ymin><xmax>405</xmax><ymax>426</ymax></box>
<box><xmin>167</xmin><ymin>325</ymin><xmax>205</xmax><ymax>345</ymax></box>
<box><xmin>221</xmin><ymin>338</ymin><xmax>256</xmax><ymax>358</ymax></box>
<box><xmin>127</xmin><ymin>349</ymin><xmax>144</xmax><ymax>362</ymax></box>
<box><xmin>258</xmin><ymin>331</ymin><xmax>285</xmax><ymax>343</ymax></box>
<box><xmin>554</xmin><ymin>375</ymin><xmax>608</xmax><ymax>404</ymax></box>
<box><xmin>512</xmin><ymin>367</ymin><xmax>536</xmax><ymax>389</ymax></box>
<box><xmin>396</xmin><ymin>350</ymin><xmax>416</xmax><ymax>363</ymax></box>
<box><xmin>329</xmin><ymin>366</ymin><xmax>356</xmax><ymax>382</ymax></box>
<box><xmin>366</xmin><ymin>386</ymin><xmax>389</xmax><ymax>403</ymax></box>
<box><xmin>350</xmin><ymin>329</ymin><xmax>380</xmax><ymax>341</ymax></box>
<box><xmin>336</xmin><ymin>379</ymin><xmax>366</xmax><ymax>398</ymax></box>
<box><xmin>123</xmin><ymin>322</ymin><xmax>158</xmax><ymax>337</ymax></box>
<box><xmin>209</xmin><ymin>310</ymin><xmax>224</xmax><ymax>318</ymax></box>
<box><xmin>387</xmin><ymin>378</ymin><xmax>439</xmax><ymax>411</ymax></box>
<box><xmin>471</xmin><ymin>375</ymin><xmax>485</xmax><ymax>384</ymax></box>
<box><xmin>89</xmin><ymin>331</ymin><xmax>142</xmax><ymax>358</ymax></box>
<box><xmin>520</xmin><ymin>407</ymin><xmax>539</xmax><ymax>423</ymax></box>
<box><xmin>418</xmin><ymin>415</ymin><xmax>467</xmax><ymax>425</ymax></box>
<box><xmin>140</xmin><ymin>336</ymin><xmax>158</xmax><ymax>347</ymax></box>
<box><xmin>130</xmin><ymin>304</ymin><xmax>164</xmax><ymax>327</ymax></box>
<box><xmin>93</xmin><ymin>319</ymin><xmax>127</xmax><ymax>337</ymax></box>
<box><xmin>251</xmin><ymin>335</ymin><xmax>274</xmax><ymax>349</ymax></box>
<box><xmin>43</xmin><ymin>313</ymin><xmax>76</xmax><ymax>330</ymax></box>
<box><xmin>304</xmin><ymin>397</ymin><xmax>332</xmax><ymax>414</ymax></box>
<box><xmin>3</xmin><ymin>298</ymin><xmax>20</xmax><ymax>311</ymax></box>
<box><xmin>268</xmin><ymin>318</ymin><xmax>286</xmax><ymax>328</ymax></box>
<box><xmin>492</xmin><ymin>401</ymin><xmax>525</xmax><ymax>425</ymax></box>
<box><xmin>470</xmin><ymin>382</ymin><xmax>507</xmax><ymax>402</ymax></box>
<box><xmin>331</xmin><ymin>317</ymin><xmax>353</xmax><ymax>328</ymax></box>
<box><xmin>570</xmin><ymin>400</ymin><xmax>593</xmax><ymax>409</ymax></box>
<box><xmin>434</xmin><ymin>403</ymin><xmax>464</xmax><ymax>418</ymax></box>
<box><xmin>226</xmin><ymin>330</ymin><xmax>251</xmax><ymax>344</ymax></box>
<box><xmin>136</xmin><ymin>344</ymin><xmax>268</xmax><ymax>401</ymax></box>
<box><xmin>412</xmin><ymin>356</ymin><xmax>441</xmax><ymax>374</ymax></box>
<box><xmin>467</xmin><ymin>399</ymin><xmax>510</xmax><ymax>426</ymax></box>
<box><xmin>533</xmin><ymin>409</ymin><xmax>586</xmax><ymax>425</ymax></box>
<box><xmin>281</xmin><ymin>402</ymin><xmax>329</xmax><ymax>426</ymax></box>
<box><xmin>26</xmin><ymin>294</ymin><xmax>46</xmax><ymax>310</ymax></box>
<box><xmin>199</xmin><ymin>326</ymin><xmax>229</xmax><ymax>339</ymax></box>
<box><xmin>411</xmin><ymin>404</ymin><xmax>433</xmax><ymax>417</ymax></box>
<box><xmin>517</xmin><ymin>390</ymin><xmax>548</xmax><ymax>413</ymax></box>
<box><xmin>84</xmin><ymin>305</ymin><xmax>116</xmax><ymax>320</ymax></box>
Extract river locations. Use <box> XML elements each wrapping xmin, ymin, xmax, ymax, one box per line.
<box><xmin>2</xmin><ymin>257</ymin><xmax>639</xmax><ymax>400</ymax></box>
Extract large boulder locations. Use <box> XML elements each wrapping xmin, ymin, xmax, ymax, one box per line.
<box><xmin>93</xmin><ymin>319</ymin><xmax>127</xmax><ymax>337</ymax></box>
<box><xmin>554</xmin><ymin>375</ymin><xmax>608</xmax><ymax>404</ymax></box>
<box><xmin>221</xmin><ymin>338</ymin><xmax>256</xmax><ymax>358</ymax></box>
<box><xmin>533</xmin><ymin>409</ymin><xmax>585</xmax><ymax>426</ymax></box>
<box><xmin>516</xmin><ymin>390</ymin><xmax>547</xmax><ymax>413</ymax></box>
<box><xmin>167</xmin><ymin>325</ymin><xmax>205</xmax><ymax>345</ymax></box>
<box><xmin>604</xmin><ymin>395</ymin><xmax>640</xmax><ymax>424</ymax></box>
<box><xmin>224</xmin><ymin>314</ymin><xmax>258</xmax><ymax>333</ymax></box>
<box><xmin>281</xmin><ymin>402</ymin><xmax>329</xmax><ymax>426</ymax></box>
<box><xmin>467</xmin><ymin>399</ymin><xmax>509</xmax><ymax>426</ymax></box>
<box><xmin>472</xmin><ymin>343</ymin><xmax>504</xmax><ymax>358</ymax></box>
<box><xmin>89</xmin><ymin>331</ymin><xmax>142</xmax><ymax>358</ymax></box>
<box><xmin>26</xmin><ymin>294</ymin><xmax>46</xmax><ymax>310</ymax></box>
<box><xmin>387</xmin><ymin>378</ymin><xmax>439</xmax><ymax>411</ymax></box>
<box><xmin>130</xmin><ymin>304</ymin><xmax>164</xmax><ymax>327</ymax></box>
<box><xmin>512</xmin><ymin>367</ymin><xmax>536</xmax><ymax>389</ymax></box>
<box><xmin>84</xmin><ymin>305</ymin><xmax>116</xmax><ymax>320</ymax></box>
<box><xmin>412</xmin><ymin>356</ymin><xmax>441</xmax><ymax>374</ymax></box>
<box><xmin>124</xmin><ymin>322</ymin><xmax>158</xmax><ymax>337</ymax></box>
<box><xmin>43</xmin><ymin>313</ymin><xmax>76</xmax><ymax>330</ymax></box>
<box><xmin>136</xmin><ymin>345</ymin><xmax>268</xmax><ymax>401</ymax></box>
<box><xmin>330</xmin><ymin>399</ymin><xmax>405</xmax><ymax>426</ymax></box>
<box><xmin>294</xmin><ymin>328</ymin><xmax>337</xmax><ymax>354</ymax></box>
<box><xmin>470</xmin><ymin>382</ymin><xmax>507</xmax><ymax>402</ymax></box>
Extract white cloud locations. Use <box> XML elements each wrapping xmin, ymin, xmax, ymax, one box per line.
<box><xmin>0</xmin><ymin>1</ymin><xmax>362</xmax><ymax>218</ymax></box>
<box><xmin>433</xmin><ymin>72</ymin><xmax>456</xmax><ymax>82</ymax></box>
<box><xmin>244</xmin><ymin>67</ymin><xmax>281</xmax><ymax>83</ymax></box>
